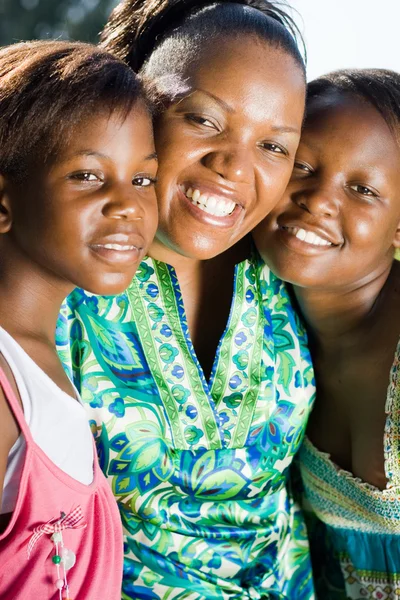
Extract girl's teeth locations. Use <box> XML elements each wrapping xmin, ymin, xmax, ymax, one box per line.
<box><xmin>186</xmin><ymin>187</ymin><xmax>193</xmax><ymax>198</ymax></box>
<box><xmin>103</xmin><ymin>244</ymin><xmax>134</xmax><ymax>251</ymax></box>
<box><xmin>292</xmin><ymin>227</ymin><xmax>332</xmax><ymax>246</ymax></box>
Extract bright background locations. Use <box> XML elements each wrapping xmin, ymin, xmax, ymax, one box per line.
<box><xmin>290</xmin><ymin>0</ymin><xmax>400</xmax><ymax>80</ymax></box>
<box><xmin>1</xmin><ymin>0</ymin><xmax>400</xmax><ymax>82</ymax></box>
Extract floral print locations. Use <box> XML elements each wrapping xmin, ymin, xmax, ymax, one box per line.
<box><xmin>57</xmin><ymin>252</ymin><xmax>315</xmax><ymax>599</ymax></box>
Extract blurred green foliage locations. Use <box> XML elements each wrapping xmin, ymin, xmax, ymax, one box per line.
<box><xmin>0</xmin><ymin>0</ymin><xmax>119</xmax><ymax>45</ymax></box>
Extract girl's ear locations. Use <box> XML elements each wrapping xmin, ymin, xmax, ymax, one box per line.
<box><xmin>0</xmin><ymin>175</ymin><xmax>12</xmax><ymax>233</ymax></box>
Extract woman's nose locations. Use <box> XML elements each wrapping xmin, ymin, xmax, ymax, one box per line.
<box><xmin>201</xmin><ymin>144</ymin><xmax>253</xmax><ymax>184</ymax></box>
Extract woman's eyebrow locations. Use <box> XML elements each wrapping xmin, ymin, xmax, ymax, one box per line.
<box><xmin>176</xmin><ymin>88</ymin><xmax>234</xmax><ymax>113</ymax></box>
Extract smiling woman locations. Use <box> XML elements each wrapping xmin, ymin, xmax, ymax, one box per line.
<box><xmin>57</xmin><ymin>2</ymin><xmax>317</xmax><ymax>599</ymax></box>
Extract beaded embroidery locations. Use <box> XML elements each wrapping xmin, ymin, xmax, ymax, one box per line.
<box><xmin>28</xmin><ymin>506</ymin><xmax>86</xmax><ymax>599</ymax></box>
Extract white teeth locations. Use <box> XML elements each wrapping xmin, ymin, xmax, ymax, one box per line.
<box><xmin>296</xmin><ymin>228</ymin><xmax>307</xmax><ymax>241</ymax></box>
<box><xmin>292</xmin><ymin>227</ymin><xmax>332</xmax><ymax>247</ymax></box>
<box><xmin>304</xmin><ymin>231</ymin><xmax>317</xmax><ymax>244</ymax></box>
<box><xmin>207</xmin><ymin>196</ymin><xmax>217</xmax><ymax>210</ymax></box>
<box><xmin>183</xmin><ymin>186</ymin><xmax>236</xmax><ymax>217</ymax></box>
<box><xmin>103</xmin><ymin>243</ymin><xmax>135</xmax><ymax>251</ymax></box>
<box><xmin>198</xmin><ymin>193</ymin><xmax>208</xmax><ymax>207</ymax></box>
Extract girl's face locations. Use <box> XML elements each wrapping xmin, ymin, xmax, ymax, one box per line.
<box><xmin>253</xmin><ymin>94</ymin><xmax>400</xmax><ymax>290</ymax></box>
<box><xmin>151</xmin><ymin>37</ymin><xmax>305</xmax><ymax>261</ymax></box>
<box><xmin>0</xmin><ymin>101</ymin><xmax>158</xmax><ymax>295</ymax></box>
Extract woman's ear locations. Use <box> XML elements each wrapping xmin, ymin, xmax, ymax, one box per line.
<box><xmin>0</xmin><ymin>175</ymin><xmax>12</xmax><ymax>233</ymax></box>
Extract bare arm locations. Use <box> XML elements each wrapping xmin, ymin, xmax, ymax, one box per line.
<box><xmin>0</xmin><ymin>354</ymin><xmax>21</xmax><ymax>512</ymax></box>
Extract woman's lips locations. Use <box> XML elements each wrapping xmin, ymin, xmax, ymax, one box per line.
<box><xmin>180</xmin><ymin>183</ymin><xmax>237</xmax><ymax>217</ymax></box>
<box><xmin>178</xmin><ymin>183</ymin><xmax>244</xmax><ymax>228</ymax></box>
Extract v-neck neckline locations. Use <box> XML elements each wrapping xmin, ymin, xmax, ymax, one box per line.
<box><xmin>129</xmin><ymin>253</ymin><xmax>266</xmax><ymax>450</ymax></box>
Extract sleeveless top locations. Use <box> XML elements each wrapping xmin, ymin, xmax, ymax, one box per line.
<box><xmin>0</xmin><ymin>363</ymin><xmax>123</xmax><ymax>598</ymax></box>
<box><xmin>58</xmin><ymin>254</ymin><xmax>316</xmax><ymax>600</ymax></box>
<box><xmin>298</xmin><ymin>337</ymin><xmax>400</xmax><ymax>599</ymax></box>
<box><xmin>0</xmin><ymin>325</ymin><xmax>93</xmax><ymax>514</ymax></box>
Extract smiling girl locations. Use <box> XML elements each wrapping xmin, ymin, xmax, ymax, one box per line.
<box><xmin>57</xmin><ymin>1</ymin><xmax>317</xmax><ymax>598</ymax></box>
<box><xmin>0</xmin><ymin>40</ymin><xmax>158</xmax><ymax>598</ymax></box>
<box><xmin>253</xmin><ymin>69</ymin><xmax>400</xmax><ymax>598</ymax></box>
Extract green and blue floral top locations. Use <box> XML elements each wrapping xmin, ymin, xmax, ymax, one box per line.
<box><xmin>57</xmin><ymin>252</ymin><xmax>315</xmax><ymax>600</ymax></box>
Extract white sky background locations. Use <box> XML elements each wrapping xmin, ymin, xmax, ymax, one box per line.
<box><xmin>288</xmin><ymin>0</ymin><xmax>400</xmax><ymax>81</ymax></box>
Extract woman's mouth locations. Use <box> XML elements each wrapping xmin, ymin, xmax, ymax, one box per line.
<box><xmin>180</xmin><ymin>184</ymin><xmax>236</xmax><ymax>217</ymax></box>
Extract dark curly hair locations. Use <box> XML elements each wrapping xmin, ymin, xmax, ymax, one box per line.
<box><xmin>101</xmin><ymin>0</ymin><xmax>306</xmax><ymax>86</ymax></box>
<box><xmin>307</xmin><ymin>69</ymin><xmax>400</xmax><ymax>147</ymax></box>
<box><xmin>0</xmin><ymin>40</ymin><xmax>147</xmax><ymax>181</ymax></box>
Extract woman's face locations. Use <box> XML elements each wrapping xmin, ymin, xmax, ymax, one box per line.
<box><xmin>151</xmin><ymin>36</ymin><xmax>305</xmax><ymax>261</ymax></box>
<box><xmin>253</xmin><ymin>94</ymin><xmax>400</xmax><ymax>290</ymax></box>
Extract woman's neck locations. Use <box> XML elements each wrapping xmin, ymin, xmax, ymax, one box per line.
<box><xmin>148</xmin><ymin>236</ymin><xmax>251</xmax><ymax>281</ymax></box>
<box><xmin>293</xmin><ymin>263</ymin><xmax>394</xmax><ymax>351</ymax></box>
<box><xmin>148</xmin><ymin>236</ymin><xmax>252</xmax><ymax>378</ymax></box>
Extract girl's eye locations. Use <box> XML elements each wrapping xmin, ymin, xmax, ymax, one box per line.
<box><xmin>259</xmin><ymin>142</ymin><xmax>288</xmax><ymax>155</ymax></box>
<box><xmin>187</xmin><ymin>115</ymin><xmax>218</xmax><ymax>129</ymax></box>
<box><xmin>70</xmin><ymin>172</ymin><xmax>100</xmax><ymax>182</ymax></box>
<box><xmin>294</xmin><ymin>161</ymin><xmax>313</xmax><ymax>174</ymax></box>
<box><xmin>349</xmin><ymin>184</ymin><xmax>378</xmax><ymax>198</ymax></box>
<box><xmin>132</xmin><ymin>175</ymin><xmax>156</xmax><ymax>187</ymax></box>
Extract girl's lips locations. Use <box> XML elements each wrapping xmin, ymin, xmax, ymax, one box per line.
<box><xmin>178</xmin><ymin>186</ymin><xmax>243</xmax><ymax>228</ymax></box>
<box><xmin>277</xmin><ymin>226</ymin><xmax>339</xmax><ymax>255</ymax></box>
<box><xmin>88</xmin><ymin>244</ymin><xmax>142</xmax><ymax>266</ymax></box>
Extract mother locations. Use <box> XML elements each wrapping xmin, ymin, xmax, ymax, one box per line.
<box><xmin>57</xmin><ymin>1</ymin><xmax>315</xmax><ymax>598</ymax></box>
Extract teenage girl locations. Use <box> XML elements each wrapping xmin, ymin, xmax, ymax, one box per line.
<box><xmin>0</xmin><ymin>40</ymin><xmax>158</xmax><ymax>598</ymax></box>
<box><xmin>253</xmin><ymin>69</ymin><xmax>400</xmax><ymax>598</ymax></box>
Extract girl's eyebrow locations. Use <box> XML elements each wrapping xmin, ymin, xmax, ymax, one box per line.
<box><xmin>63</xmin><ymin>151</ymin><xmax>158</xmax><ymax>161</ymax></box>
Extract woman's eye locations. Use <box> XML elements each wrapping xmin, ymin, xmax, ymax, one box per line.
<box><xmin>187</xmin><ymin>115</ymin><xmax>217</xmax><ymax>129</ymax></box>
<box><xmin>260</xmin><ymin>142</ymin><xmax>288</xmax><ymax>155</ymax></box>
<box><xmin>349</xmin><ymin>184</ymin><xmax>378</xmax><ymax>197</ymax></box>
<box><xmin>132</xmin><ymin>176</ymin><xmax>156</xmax><ymax>187</ymax></box>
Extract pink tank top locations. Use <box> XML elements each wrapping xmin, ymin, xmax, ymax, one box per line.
<box><xmin>0</xmin><ymin>368</ymin><xmax>123</xmax><ymax>599</ymax></box>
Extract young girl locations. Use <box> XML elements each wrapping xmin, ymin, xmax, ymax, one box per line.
<box><xmin>0</xmin><ymin>40</ymin><xmax>158</xmax><ymax>598</ymax></box>
<box><xmin>253</xmin><ymin>69</ymin><xmax>400</xmax><ymax>598</ymax></box>
<box><xmin>58</xmin><ymin>1</ymin><xmax>316</xmax><ymax>599</ymax></box>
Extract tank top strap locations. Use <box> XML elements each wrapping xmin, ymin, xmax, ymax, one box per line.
<box><xmin>0</xmin><ymin>366</ymin><xmax>33</xmax><ymax>443</ymax></box>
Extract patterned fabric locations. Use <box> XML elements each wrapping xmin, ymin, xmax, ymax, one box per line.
<box><xmin>57</xmin><ymin>252</ymin><xmax>316</xmax><ymax>600</ymax></box>
<box><xmin>299</xmin><ymin>339</ymin><xmax>400</xmax><ymax>600</ymax></box>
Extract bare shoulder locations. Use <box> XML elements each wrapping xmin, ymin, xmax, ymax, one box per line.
<box><xmin>0</xmin><ymin>352</ymin><xmax>21</xmax><ymax>508</ymax></box>
<box><xmin>0</xmin><ymin>352</ymin><xmax>21</xmax><ymax>450</ymax></box>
